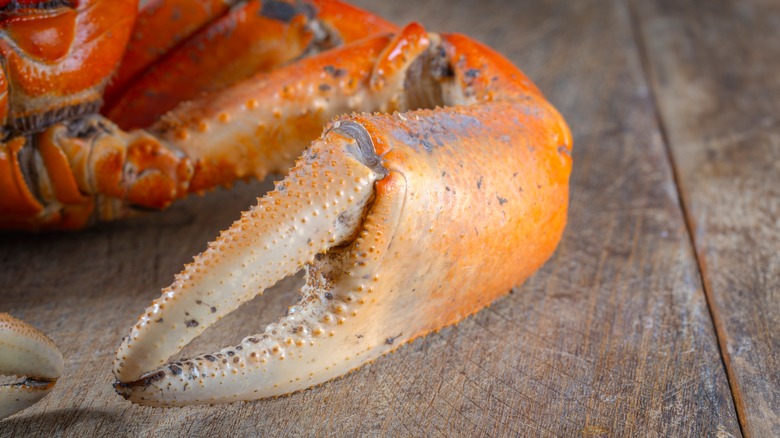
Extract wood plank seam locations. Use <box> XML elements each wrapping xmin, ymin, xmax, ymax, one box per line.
<box><xmin>624</xmin><ymin>1</ymin><xmax>746</xmax><ymax>436</ymax></box>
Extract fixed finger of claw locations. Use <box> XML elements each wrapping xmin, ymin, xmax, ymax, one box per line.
<box><xmin>114</xmin><ymin>122</ymin><xmax>405</xmax><ymax>407</ymax></box>
<box><xmin>113</xmin><ymin>121</ymin><xmax>385</xmax><ymax>399</ymax></box>
<box><xmin>0</xmin><ymin>313</ymin><xmax>64</xmax><ymax>420</ymax></box>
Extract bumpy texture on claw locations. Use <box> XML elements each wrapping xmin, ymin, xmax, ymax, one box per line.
<box><xmin>113</xmin><ymin>24</ymin><xmax>572</xmax><ymax>406</ymax></box>
<box><xmin>0</xmin><ymin>313</ymin><xmax>64</xmax><ymax>419</ymax></box>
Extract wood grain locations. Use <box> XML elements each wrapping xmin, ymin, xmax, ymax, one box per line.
<box><xmin>631</xmin><ymin>0</ymin><xmax>780</xmax><ymax>435</ymax></box>
<box><xmin>0</xmin><ymin>0</ymin><xmax>746</xmax><ymax>436</ymax></box>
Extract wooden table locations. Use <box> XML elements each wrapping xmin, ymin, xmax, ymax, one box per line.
<box><xmin>2</xmin><ymin>0</ymin><xmax>777</xmax><ymax>436</ymax></box>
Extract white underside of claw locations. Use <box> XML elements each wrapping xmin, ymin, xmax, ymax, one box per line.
<box><xmin>113</xmin><ymin>125</ymin><xmax>400</xmax><ymax>406</ymax></box>
<box><xmin>0</xmin><ymin>313</ymin><xmax>64</xmax><ymax>419</ymax></box>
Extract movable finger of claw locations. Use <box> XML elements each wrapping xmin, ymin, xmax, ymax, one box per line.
<box><xmin>0</xmin><ymin>313</ymin><xmax>63</xmax><ymax>420</ymax></box>
<box><xmin>113</xmin><ymin>124</ymin><xmax>401</xmax><ymax>406</ymax></box>
<box><xmin>112</xmin><ymin>128</ymin><xmax>382</xmax><ymax>388</ymax></box>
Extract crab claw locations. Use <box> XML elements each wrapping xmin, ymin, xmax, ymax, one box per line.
<box><xmin>0</xmin><ymin>313</ymin><xmax>64</xmax><ymax>419</ymax></box>
<box><xmin>113</xmin><ymin>24</ymin><xmax>571</xmax><ymax>406</ymax></box>
<box><xmin>113</xmin><ymin>92</ymin><xmax>571</xmax><ymax>406</ymax></box>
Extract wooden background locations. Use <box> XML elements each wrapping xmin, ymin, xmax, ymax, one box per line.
<box><xmin>1</xmin><ymin>0</ymin><xmax>777</xmax><ymax>436</ymax></box>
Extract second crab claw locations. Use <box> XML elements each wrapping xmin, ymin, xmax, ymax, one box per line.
<box><xmin>0</xmin><ymin>313</ymin><xmax>64</xmax><ymax>419</ymax></box>
<box><xmin>113</xmin><ymin>25</ymin><xmax>571</xmax><ymax>407</ymax></box>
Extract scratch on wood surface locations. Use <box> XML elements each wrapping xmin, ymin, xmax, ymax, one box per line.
<box><xmin>424</xmin><ymin>332</ymin><xmax>549</xmax><ymax>435</ymax></box>
<box><xmin>438</xmin><ymin>328</ymin><xmax>580</xmax><ymax>432</ymax></box>
<box><xmin>484</xmin><ymin>304</ymin><xmax>659</xmax><ymax>402</ymax></box>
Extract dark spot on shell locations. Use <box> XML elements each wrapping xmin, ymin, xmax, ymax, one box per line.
<box><xmin>385</xmin><ymin>333</ymin><xmax>402</xmax><ymax>345</ymax></box>
<box><xmin>323</xmin><ymin>65</ymin><xmax>347</xmax><ymax>78</ymax></box>
<box><xmin>325</xmin><ymin>292</ymin><xmax>333</xmax><ymax>300</ymax></box>
<box><xmin>204</xmin><ymin>355</ymin><xmax>217</xmax><ymax>362</ymax></box>
<box><xmin>227</xmin><ymin>351</ymin><xmax>235</xmax><ymax>357</ymax></box>
<box><xmin>233</xmin><ymin>357</ymin><xmax>240</xmax><ymax>364</ymax></box>
<box><xmin>210</xmin><ymin>307</ymin><xmax>217</xmax><ymax>313</ymax></box>
<box><xmin>497</xmin><ymin>195</ymin><xmax>508</xmax><ymax>205</ymax></box>
<box><xmin>169</xmin><ymin>365</ymin><xmax>182</xmax><ymax>375</ymax></box>
<box><xmin>155</xmin><ymin>318</ymin><xmax>163</xmax><ymax>323</ymax></box>
<box><xmin>114</xmin><ymin>369</ymin><xmax>167</xmax><ymax>393</ymax></box>
<box><xmin>248</xmin><ymin>337</ymin><xmax>260</xmax><ymax>343</ymax></box>
<box><xmin>185</xmin><ymin>319</ymin><xmax>199</xmax><ymax>328</ymax></box>
<box><xmin>259</xmin><ymin>0</ymin><xmax>299</xmax><ymax>22</ymax></box>
<box><xmin>477</xmin><ymin>176</ymin><xmax>483</xmax><ymax>189</ymax></box>
<box><xmin>319</xmin><ymin>83</ymin><xmax>331</xmax><ymax>91</ymax></box>
<box><xmin>298</xmin><ymin>2</ymin><xmax>316</xmax><ymax>19</ymax></box>
<box><xmin>236</xmin><ymin>346</ymin><xmax>243</xmax><ymax>350</ymax></box>
<box><xmin>196</xmin><ymin>300</ymin><xmax>202</xmax><ymax>305</ymax></box>
<box><xmin>465</xmin><ymin>68</ymin><xmax>480</xmax><ymax>79</ymax></box>
<box><xmin>558</xmin><ymin>145</ymin><xmax>571</xmax><ymax>156</ymax></box>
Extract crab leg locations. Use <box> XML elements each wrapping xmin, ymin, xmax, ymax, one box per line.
<box><xmin>105</xmin><ymin>0</ymin><xmax>398</xmax><ymax>129</ymax></box>
<box><xmin>0</xmin><ymin>314</ymin><xmax>64</xmax><ymax>419</ymax></box>
<box><xmin>113</xmin><ymin>25</ymin><xmax>571</xmax><ymax>406</ymax></box>
<box><xmin>0</xmin><ymin>0</ymin><xmax>399</xmax><ymax>230</ymax></box>
<box><xmin>0</xmin><ymin>26</ymin><xmax>424</xmax><ymax>230</ymax></box>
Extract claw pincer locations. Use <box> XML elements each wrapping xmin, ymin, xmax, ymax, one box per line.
<box><xmin>113</xmin><ymin>26</ymin><xmax>571</xmax><ymax>406</ymax></box>
<box><xmin>0</xmin><ymin>313</ymin><xmax>64</xmax><ymax>419</ymax></box>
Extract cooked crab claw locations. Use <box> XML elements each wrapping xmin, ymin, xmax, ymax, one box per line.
<box><xmin>113</xmin><ymin>102</ymin><xmax>570</xmax><ymax>406</ymax></box>
<box><xmin>0</xmin><ymin>313</ymin><xmax>64</xmax><ymax>419</ymax></box>
<box><xmin>113</xmin><ymin>23</ymin><xmax>571</xmax><ymax>406</ymax></box>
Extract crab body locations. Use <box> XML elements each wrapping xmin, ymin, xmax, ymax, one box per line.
<box><xmin>0</xmin><ymin>0</ymin><xmax>571</xmax><ymax>412</ymax></box>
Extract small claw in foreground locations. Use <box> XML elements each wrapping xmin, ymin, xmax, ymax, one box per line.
<box><xmin>0</xmin><ymin>313</ymin><xmax>64</xmax><ymax>420</ymax></box>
